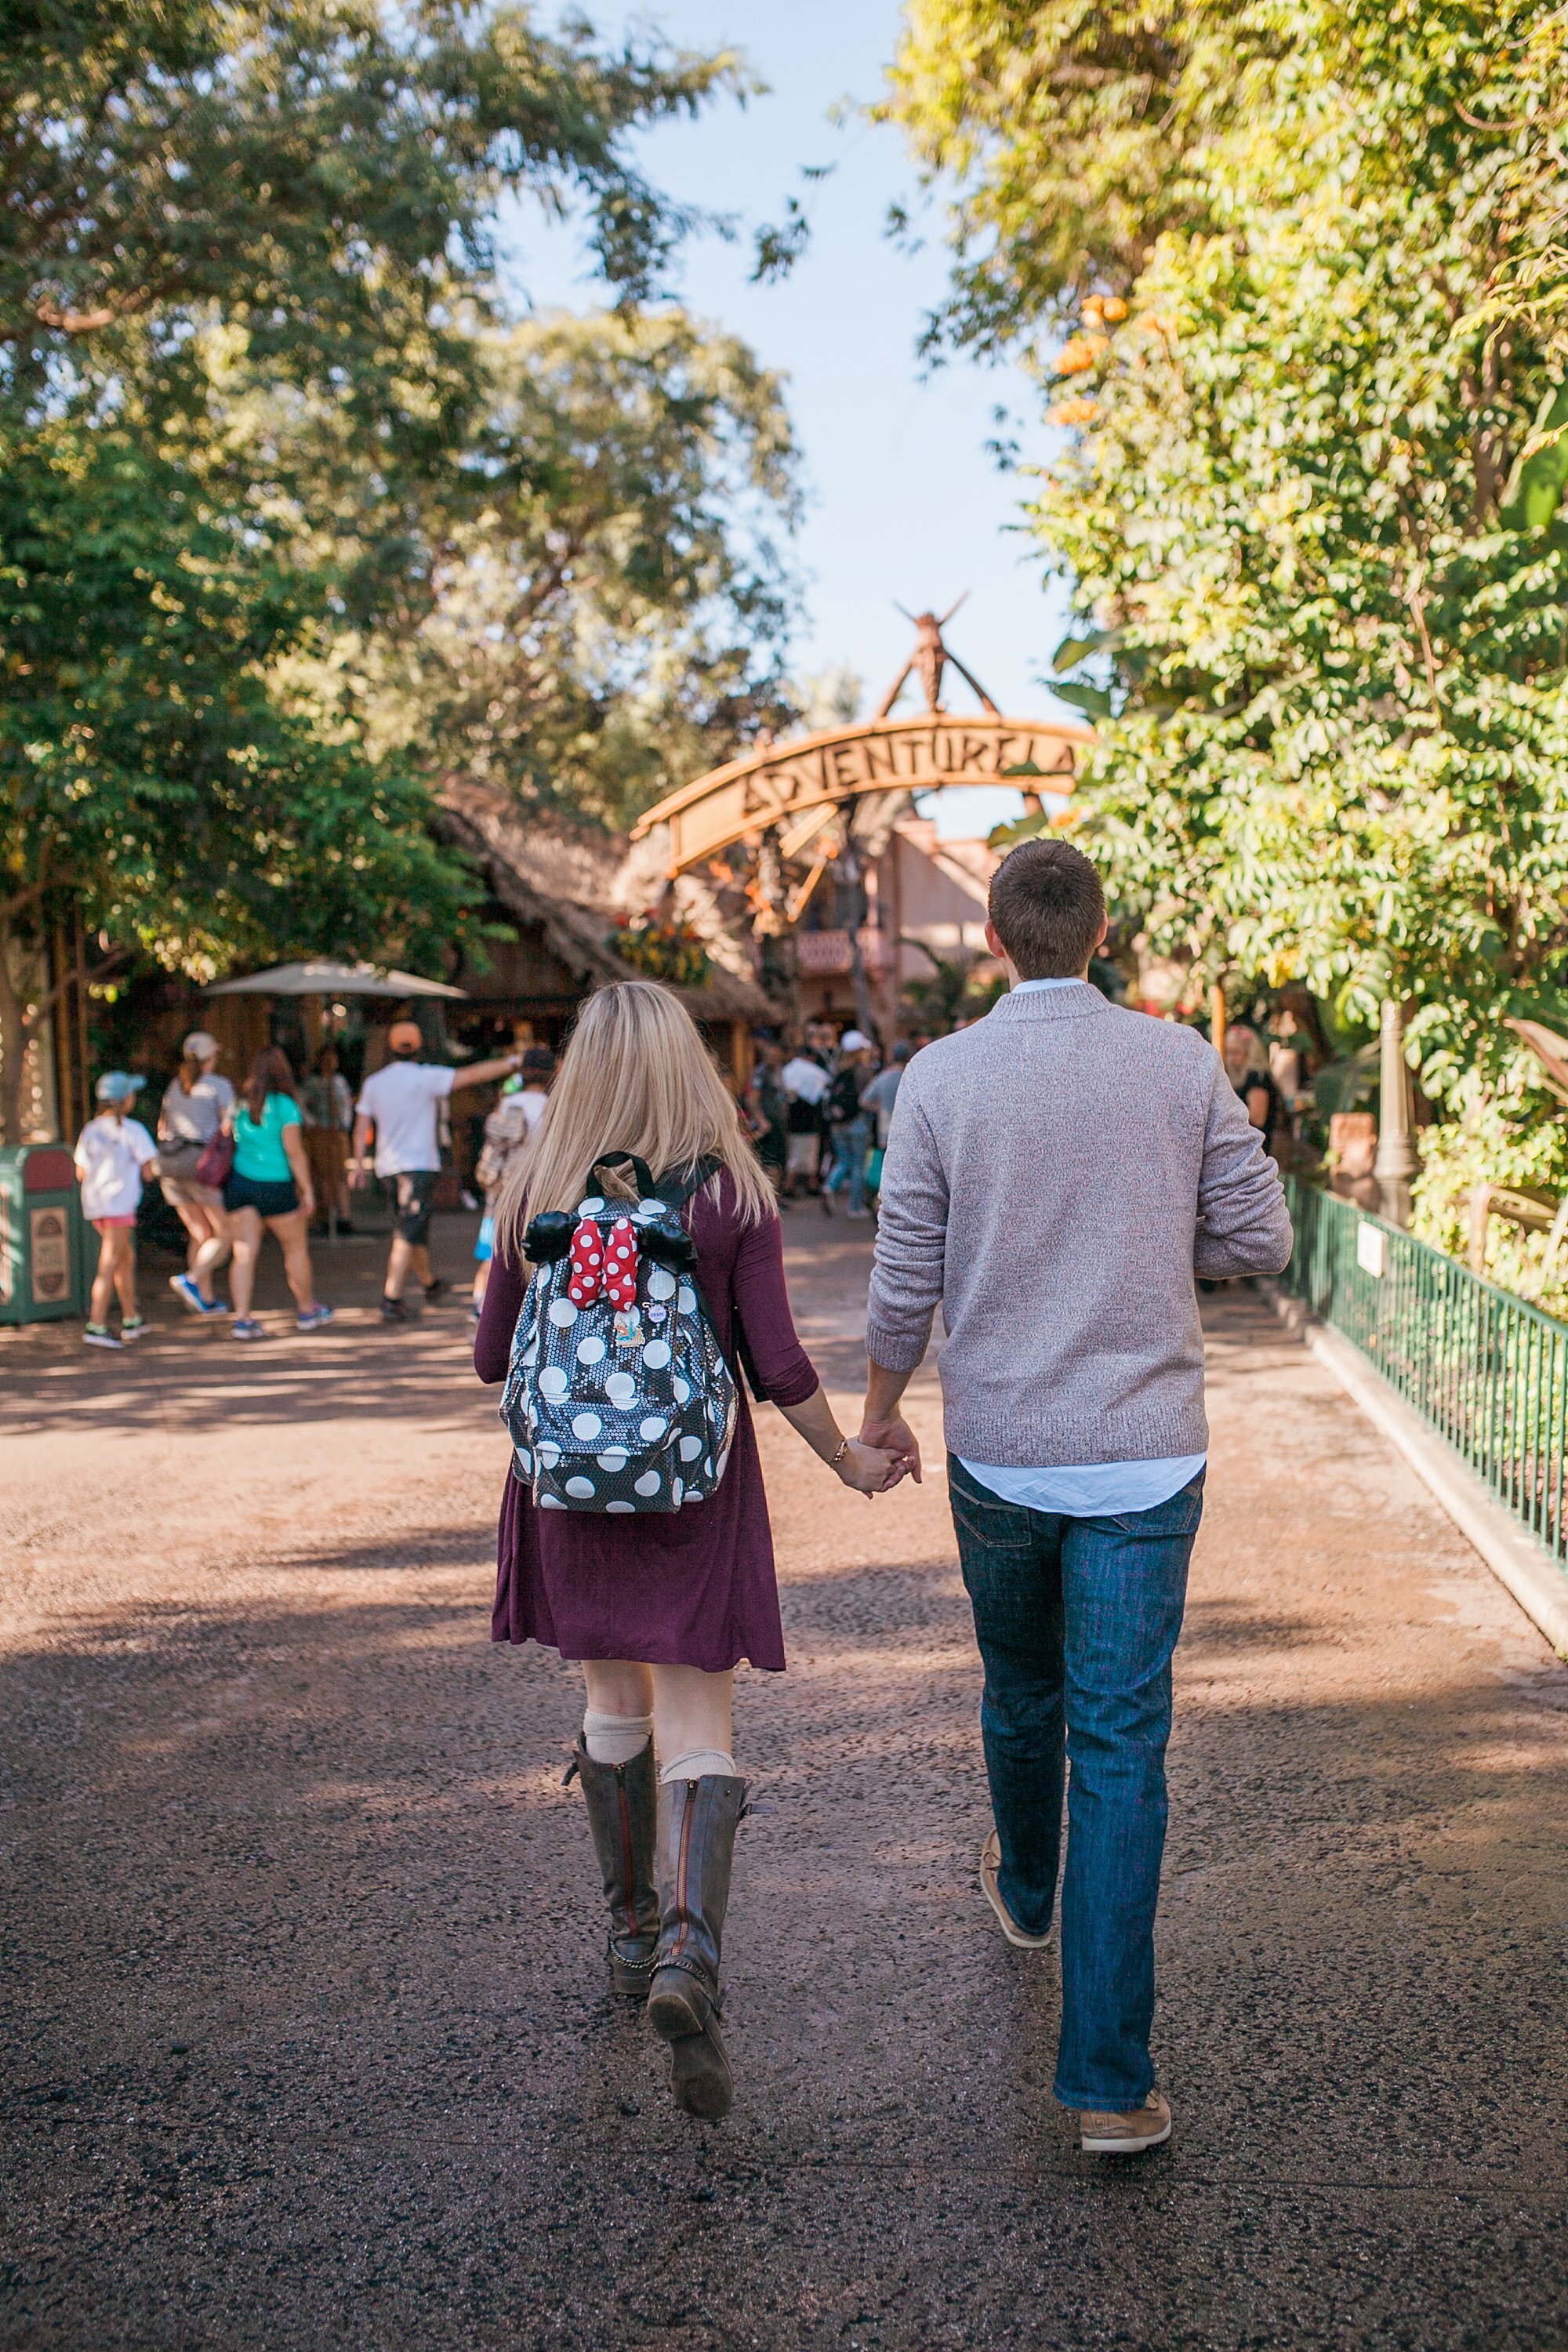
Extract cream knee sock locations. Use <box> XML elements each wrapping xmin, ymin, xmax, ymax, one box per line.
<box><xmin>583</xmin><ymin>1709</ymin><xmax>653</xmax><ymax>1766</ymax></box>
<box><xmin>659</xmin><ymin>1748</ymin><xmax>737</xmax><ymax>1784</ymax></box>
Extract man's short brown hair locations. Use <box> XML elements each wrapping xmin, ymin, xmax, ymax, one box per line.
<box><xmin>987</xmin><ymin>837</ymin><xmax>1106</xmax><ymax>979</ymax></box>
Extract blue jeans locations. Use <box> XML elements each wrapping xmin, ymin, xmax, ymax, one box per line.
<box><xmin>826</xmin><ymin>1115</ymin><xmax>873</xmax><ymax>1211</ymax></box>
<box><xmin>947</xmin><ymin>1455</ymin><xmax>1203</xmax><ymax>2111</ymax></box>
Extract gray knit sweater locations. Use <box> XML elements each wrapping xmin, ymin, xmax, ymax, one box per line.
<box><xmin>865</xmin><ymin>983</ymin><xmax>1294</xmax><ymax>1465</ymax></box>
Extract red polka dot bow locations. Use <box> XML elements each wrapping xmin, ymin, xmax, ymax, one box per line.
<box><xmin>567</xmin><ymin>1215</ymin><xmax>639</xmax><ymax>1308</ymax></box>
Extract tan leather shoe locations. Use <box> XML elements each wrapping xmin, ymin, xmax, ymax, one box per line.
<box><xmin>1078</xmin><ymin>2089</ymin><xmax>1171</xmax><ymax>2154</ymax></box>
<box><xmin>979</xmin><ymin>1829</ymin><xmax>1054</xmax><ymax>1950</ymax></box>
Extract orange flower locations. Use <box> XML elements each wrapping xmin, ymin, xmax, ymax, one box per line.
<box><xmin>1047</xmin><ymin>397</ymin><xmax>1100</xmax><ymax>426</ymax></box>
<box><xmin>1054</xmin><ymin>332</ymin><xmax>1109</xmax><ymax>376</ymax></box>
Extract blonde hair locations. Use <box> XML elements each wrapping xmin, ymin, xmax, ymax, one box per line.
<box><xmin>492</xmin><ymin>981</ymin><xmax>773</xmax><ymax>1259</ymax></box>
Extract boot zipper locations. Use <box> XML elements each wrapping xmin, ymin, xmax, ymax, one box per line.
<box><xmin>671</xmin><ymin>1782</ymin><xmax>696</xmax><ymax>1960</ymax></box>
<box><xmin>615</xmin><ymin>1763</ymin><xmax>636</xmax><ymax>1935</ymax></box>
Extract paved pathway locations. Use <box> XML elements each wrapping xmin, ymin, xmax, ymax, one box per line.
<box><xmin>5</xmin><ymin>1217</ymin><xmax>1568</xmax><ymax>2349</ymax></box>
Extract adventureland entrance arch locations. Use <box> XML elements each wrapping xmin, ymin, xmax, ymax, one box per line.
<box><xmin>632</xmin><ymin>604</ymin><xmax>1091</xmax><ymax>876</ymax></box>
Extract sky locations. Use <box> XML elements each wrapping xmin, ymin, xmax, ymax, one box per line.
<box><xmin>501</xmin><ymin>0</ymin><xmax>1073</xmax><ymax>834</ymax></box>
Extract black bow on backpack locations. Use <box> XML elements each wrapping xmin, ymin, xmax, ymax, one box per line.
<box><xmin>523</xmin><ymin>1152</ymin><xmax>714</xmax><ymax>1269</ymax></box>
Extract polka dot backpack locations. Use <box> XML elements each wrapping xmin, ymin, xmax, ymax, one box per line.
<box><xmin>501</xmin><ymin>1153</ymin><xmax>738</xmax><ymax>1515</ymax></box>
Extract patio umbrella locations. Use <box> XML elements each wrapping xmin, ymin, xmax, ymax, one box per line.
<box><xmin>205</xmin><ymin>962</ymin><xmax>467</xmax><ymax>1243</ymax></box>
<box><xmin>206</xmin><ymin>960</ymin><xmax>466</xmax><ymax>999</ymax></box>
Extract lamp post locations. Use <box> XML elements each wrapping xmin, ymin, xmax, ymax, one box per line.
<box><xmin>1374</xmin><ymin>997</ymin><xmax>1418</xmax><ymax>1228</ymax></box>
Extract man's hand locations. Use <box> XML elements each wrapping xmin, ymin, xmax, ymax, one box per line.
<box><xmin>860</xmin><ymin>1412</ymin><xmax>922</xmax><ymax>1485</ymax></box>
<box><xmin>861</xmin><ymin>1356</ymin><xmax>921</xmax><ymax>1484</ymax></box>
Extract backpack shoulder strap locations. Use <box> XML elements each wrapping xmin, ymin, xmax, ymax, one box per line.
<box><xmin>658</xmin><ymin>1154</ymin><xmax>722</xmax><ymax>1210</ymax></box>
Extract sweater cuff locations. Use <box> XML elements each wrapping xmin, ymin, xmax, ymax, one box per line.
<box><xmin>863</xmin><ymin>1312</ymin><xmax>934</xmax><ymax>1375</ymax></box>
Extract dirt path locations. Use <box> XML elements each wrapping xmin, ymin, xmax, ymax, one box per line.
<box><xmin>4</xmin><ymin>1217</ymin><xmax>1568</xmax><ymax>2349</ymax></box>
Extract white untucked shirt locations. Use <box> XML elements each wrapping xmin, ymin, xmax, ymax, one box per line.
<box><xmin>356</xmin><ymin>1058</ymin><xmax>456</xmax><ymax>1176</ymax></box>
<box><xmin>74</xmin><ymin>1115</ymin><xmax>158</xmax><ymax>1220</ymax></box>
<box><xmin>781</xmin><ymin>1056</ymin><xmax>829</xmax><ymax>1106</ymax></box>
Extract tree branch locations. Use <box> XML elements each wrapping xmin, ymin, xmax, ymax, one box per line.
<box><xmin>18</xmin><ymin>944</ymin><xmax>128</xmax><ymax>1038</ymax></box>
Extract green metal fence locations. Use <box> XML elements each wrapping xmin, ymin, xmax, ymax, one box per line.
<box><xmin>1279</xmin><ymin>1175</ymin><xmax>1568</xmax><ymax>1562</ymax></box>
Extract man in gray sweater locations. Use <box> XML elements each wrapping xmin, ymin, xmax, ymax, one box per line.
<box><xmin>862</xmin><ymin>838</ymin><xmax>1291</xmax><ymax>2154</ymax></box>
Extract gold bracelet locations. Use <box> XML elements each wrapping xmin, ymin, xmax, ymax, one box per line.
<box><xmin>829</xmin><ymin>1436</ymin><xmax>850</xmax><ymax>1468</ymax></box>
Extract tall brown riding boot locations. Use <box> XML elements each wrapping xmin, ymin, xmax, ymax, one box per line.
<box><xmin>569</xmin><ymin>1737</ymin><xmax>659</xmax><ymax>1992</ymax></box>
<box><xmin>646</xmin><ymin>1773</ymin><xmax>747</xmax><ymax>2119</ymax></box>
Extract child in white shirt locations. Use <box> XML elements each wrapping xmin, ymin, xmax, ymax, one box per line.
<box><xmin>74</xmin><ymin>1074</ymin><xmax>160</xmax><ymax>1348</ymax></box>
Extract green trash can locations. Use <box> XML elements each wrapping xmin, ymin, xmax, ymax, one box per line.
<box><xmin>0</xmin><ymin>1144</ymin><xmax>89</xmax><ymax>1324</ymax></box>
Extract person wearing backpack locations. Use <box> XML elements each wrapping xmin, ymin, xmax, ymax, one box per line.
<box><xmin>474</xmin><ymin>979</ymin><xmax>905</xmax><ymax>2122</ymax></box>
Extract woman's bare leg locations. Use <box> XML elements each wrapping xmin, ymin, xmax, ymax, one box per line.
<box><xmin>582</xmin><ymin>1660</ymin><xmax>655</xmax><ymax>1720</ymax></box>
<box><xmin>575</xmin><ymin>1661</ymin><xmax>737</xmax><ymax>1768</ymax></box>
<box><xmin>171</xmin><ymin>1194</ymin><xmax>212</xmax><ymax>1275</ymax></box>
<box><xmin>268</xmin><ymin>1208</ymin><xmax>317</xmax><ymax>1310</ymax></box>
<box><xmin>173</xmin><ymin>1194</ymin><xmax>230</xmax><ymax>1298</ymax></box>
<box><xmin>649</xmin><ymin>1664</ymin><xmax>735</xmax><ymax>1771</ymax></box>
<box><xmin>228</xmin><ymin>1207</ymin><xmax>263</xmax><ymax>1318</ymax></box>
<box><xmin>191</xmin><ymin>1193</ymin><xmax>232</xmax><ymax>1290</ymax></box>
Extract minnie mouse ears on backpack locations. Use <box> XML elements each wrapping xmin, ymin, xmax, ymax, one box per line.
<box><xmin>523</xmin><ymin>1197</ymin><xmax>699</xmax><ymax>1271</ymax></box>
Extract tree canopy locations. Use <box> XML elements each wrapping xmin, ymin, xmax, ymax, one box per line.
<box><xmin>0</xmin><ymin>1</ymin><xmax>800</xmax><ymax>1138</ymax></box>
<box><xmin>885</xmin><ymin>0</ymin><xmax>1568</xmax><ymax>1117</ymax></box>
<box><xmin>0</xmin><ymin>403</ymin><xmax>477</xmax><ymax>1139</ymax></box>
<box><xmin>290</xmin><ymin>310</ymin><xmax>800</xmax><ymax>834</ymax></box>
<box><xmin>1</xmin><ymin>0</ymin><xmax>735</xmax><ymax>354</ymax></box>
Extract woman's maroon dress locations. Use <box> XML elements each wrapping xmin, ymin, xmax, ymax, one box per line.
<box><xmin>474</xmin><ymin>1172</ymin><xmax>820</xmax><ymax>1672</ymax></box>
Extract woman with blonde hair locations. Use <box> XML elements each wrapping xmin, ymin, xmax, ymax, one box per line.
<box><xmin>475</xmin><ymin>981</ymin><xmax>902</xmax><ymax>2120</ymax></box>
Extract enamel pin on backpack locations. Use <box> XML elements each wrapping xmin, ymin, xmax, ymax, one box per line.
<box><xmin>501</xmin><ymin>1153</ymin><xmax>738</xmax><ymax>1514</ymax></box>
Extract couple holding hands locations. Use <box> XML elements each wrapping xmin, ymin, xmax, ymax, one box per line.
<box><xmin>474</xmin><ymin>838</ymin><xmax>1291</xmax><ymax>2146</ymax></box>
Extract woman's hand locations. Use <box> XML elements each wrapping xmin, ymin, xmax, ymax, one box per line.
<box><xmin>835</xmin><ymin>1439</ymin><xmax>906</xmax><ymax>1496</ymax></box>
<box><xmin>775</xmin><ymin>1388</ymin><xmax>909</xmax><ymax>1495</ymax></box>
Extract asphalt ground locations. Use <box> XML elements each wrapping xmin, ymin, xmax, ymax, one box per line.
<box><xmin>4</xmin><ymin>1210</ymin><xmax>1568</xmax><ymax>2350</ymax></box>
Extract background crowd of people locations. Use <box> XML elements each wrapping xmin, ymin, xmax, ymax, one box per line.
<box><xmin>746</xmin><ymin>1020</ymin><xmax>911</xmax><ymax>1218</ymax></box>
<box><xmin>67</xmin><ymin>990</ymin><xmax>1297</xmax><ymax>1349</ymax></box>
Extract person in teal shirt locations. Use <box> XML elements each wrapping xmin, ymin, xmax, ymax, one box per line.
<box><xmin>232</xmin><ymin>1088</ymin><xmax>300</xmax><ymax>1183</ymax></box>
<box><xmin>222</xmin><ymin>1047</ymin><xmax>334</xmax><ymax>1341</ymax></box>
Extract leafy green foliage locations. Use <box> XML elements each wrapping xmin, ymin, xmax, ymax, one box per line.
<box><xmin>1414</xmin><ymin>1082</ymin><xmax>1568</xmax><ymax>1317</ymax></box>
<box><xmin>0</xmin><ymin>411</ymin><xmax>478</xmax><ymax>1133</ymax></box>
<box><xmin>0</xmin><ymin>0</ymin><xmax>738</xmax><ymax>372</ymax></box>
<box><xmin>289</xmin><ymin>311</ymin><xmax>801</xmax><ymax>833</ymax></box>
<box><xmin>0</xmin><ymin>0</ymin><xmax>793</xmax><ymax>1138</ymax></box>
<box><xmin>884</xmin><ymin>0</ymin><xmax>1268</xmax><ymax>356</ymax></box>
<box><xmin>889</xmin><ymin>0</ymin><xmax>1568</xmax><ymax>1110</ymax></box>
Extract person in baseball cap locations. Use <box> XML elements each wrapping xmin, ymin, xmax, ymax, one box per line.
<box><xmin>352</xmin><ymin>1019</ymin><xmax>526</xmax><ymax>1321</ymax></box>
<box><xmin>75</xmin><ymin>1076</ymin><xmax>158</xmax><ymax>1346</ymax></box>
<box><xmin>159</xmin><ymin>1032</ymin><xmax>235</xmax><ymax>1317</ymax></box>
<box><xmin>823</xmin><ymin>1030</ymin><xmax>877</xmax><ymax>1219</ymax></box>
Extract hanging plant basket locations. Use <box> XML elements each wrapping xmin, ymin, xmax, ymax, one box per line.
<box><xmin>611</xmin><ymin>913</ymin><xmax>712</xmax><ymax>989</ymax></box>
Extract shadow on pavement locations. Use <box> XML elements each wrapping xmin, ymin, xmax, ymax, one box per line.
<box><xmin>5</xmin><ymin>1522</ymin><xmax>1568</xmax><ymax>2349</ymax></box>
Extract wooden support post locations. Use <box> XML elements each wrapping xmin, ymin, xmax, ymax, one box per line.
<box><xmin>1209</xmin><ymin>983</ymin><xmax>1227</xmax><ymax>1067</ymax></box>
<box><xmin>1375</xmin><ymin>997</ymin><xmax>1418</xmax><ymax>1229</ymax></box>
